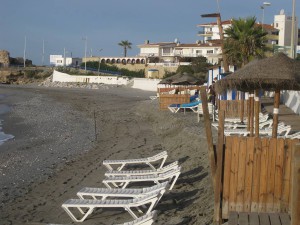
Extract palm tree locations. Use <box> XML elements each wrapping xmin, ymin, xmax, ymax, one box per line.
<box><xmin>118</xmin><ymin>40</ymin><xmax>132</xmax><ymax>57</ymax></box>
<box><xmin>224</xmin><ymin>17</ymin><xmax>268</xmax><ymax>68</ymax></box>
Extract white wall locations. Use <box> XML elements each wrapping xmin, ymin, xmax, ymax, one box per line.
<box><xmin>52</xmin><ymin>70</ymin><xmax>130</xmax><ymax>85</ymax></box>
<box><xmin>131</xmin><ymin>78</ymin><xmax>161</xmax><ymax>91</ymax></box>
<box><xmin>281</xmin><ymin>90</ymin><xmax>300</xmax><ymax>115</ymax></box>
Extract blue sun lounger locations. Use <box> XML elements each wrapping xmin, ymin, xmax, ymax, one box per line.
<box><xmin>168</xmin><ymin>100</ymin><xmax>202</xmax><ymax>113</ymax></box>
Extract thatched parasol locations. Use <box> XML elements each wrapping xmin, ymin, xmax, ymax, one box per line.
<box><xmin>215</xmin><ymin>53</ymin><xmax>300</xmax><ymax>93</ymax></box>
<box><xmin>159</xmin><ymin>72</ymin><xmax>203</xmax><ymax>85</ymax></box>
<box><xmin>215</xmin><ymin>53</ymin><xmax>300</xmax><ymax>138</ymax></box>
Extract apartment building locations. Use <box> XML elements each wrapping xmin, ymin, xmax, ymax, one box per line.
<box><xmin>137</xmin><ymin>40</ymin><xmax>222</xmax><ymax>65</ymax></box>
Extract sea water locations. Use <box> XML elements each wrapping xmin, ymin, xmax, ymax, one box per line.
<box><xmin>0</xmin><ymin>95</ymin><xmax>14</xmax><ymax>145</ymax></box>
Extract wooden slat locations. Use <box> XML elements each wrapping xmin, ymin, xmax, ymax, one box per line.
<box><xmin>279</xmin><ymin>213</ymin><xmax>290</xmax><ymax>225</ymax></box>
<box><xmin>273</xmin><ymin>138</ymin><xmax>285</xmax><ymax>212</ymax></box>
<box><xmin>229</xmin><ymin>136</ymin><xmax>240</xmax><ymax>212</ymax></box>
<box><xmin>222</xmin><ymin>136</ymin><xmax>233</xmax><ymax>219</ymax></box>
<box><xmin>249</xmin><ymin>213</ymin><xmax>259</xmax><ymax>225</ymax></box>
<box><xmin>228</xmin><ymin>211</ymin><xmax>238</xmax><ymax>225</ymax></box>
<box><xmin>236</xmin><ymin>137</ymin><xmax>247</xmax><ymax>212</ymax></box>
<box><xmin>244</xmin><ymin>137</ymin><xmax>255</xmax><ymax>212</ymax></box>
<box><xmin>259</xmin><ymin>213</ymin><xmax>271</xmax><ymax>225</ymax></box>
<box><xmin>259</xmin><ymin>138</ymin><xmax>270</xmax><ymax>212</ymax></box>
<box><xmin>281</xmin><ymin>139</ymin><xmax>292</xmax><ymax>212</ymax></box>
<box><xmin>291</xmin><ymin>143</ymin><xmax>300</xmax><ymax>225</ymax></box>
<box><xmin>214</xmin><ymin>110</ymin><xmax>225</xmax><ymax>223</ymax></box>
<box><xmin>251</xmin><ymin>137</ymin><xmax>262</xmax><ymax>212</ymax></box>
<box><xmin>238</xmin><ymin>212</ymin><xmax>249</xmax><ymax>225</ymax></box>
<box><xmin>266</xmin><ymin>138</ymin><xmax>277</xmax><ymax>212</ymax></box>
<box><xmin>269</xmin><ymin>213</ymin><xmax>281</xmax><ymax>225</ymax></box>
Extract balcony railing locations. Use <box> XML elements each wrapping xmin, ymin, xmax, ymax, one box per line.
<box><xmin>197</xmin><ymin>31</ymin><xmax>213</xmax><ymax>36</ymax></box>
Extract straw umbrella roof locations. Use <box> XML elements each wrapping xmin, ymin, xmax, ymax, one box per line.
<box><xmin>159</xmin><ymin>72</ymin><xmax>203</xmax><ymax>85</ymax></box>
<box><xmin>215</xmin><ymin>53</ymin><xmax>300</xmax><ymax>93</ymax></box>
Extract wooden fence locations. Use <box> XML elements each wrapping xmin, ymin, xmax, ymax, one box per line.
<box><xmin>159</xmin><ymin>94</ymin><xmax>190</xmax><ymax>110</ymax></box>
<box><xmin>218</xmin><ymin>100</ymin><xmax>250</xmax><ymax>118</ymax></box>
<box><xmin>221</xmin><ymin>136</ymin><xmax>300</xmax><ymax>219</ymax></box>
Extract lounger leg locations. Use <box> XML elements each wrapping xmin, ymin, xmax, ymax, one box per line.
<box><xmin>103</xmin><ymin>181</ymin><xmax>112</xmax><ymax>189</ymax></box>
<box><xmin>169</xmin><ymin>173</ymin><xmax>180</xmax><ymax>190</ymax></box>
<box><xmin>62</xmin><ymin>206</ymin><xmax>94</xmax><ymax>222</ymax></box>
<box><xmin>159</xmin><ymin>156</ymin><xmax>167</xmax><ymax>169</ymax></box>
<box><xmin>145</xmin><ymin>198</ymin><xmax>158</xmax><ymax>215</ymax></box>
<box><xmin>121</xmin><ymin>182</ymin><xmax>129</xmax><ymax>189</ymax></box>
<box><xmin>104</xmin><ymin>164</ymin><xmax>114</xmax><ymax>171</ymax></box>
<box><xmin>117</xmin><ymin>163</ymin><xmax>126</xmax><ymax>171</ymax></box>
<box><xmin>125</xmin><ymin>206</ymin><xmax>138</xmax><ymax>219</ymax></box>
<box><xmin>146</xmin><ymin>162</ymin><xmax>156</xmax><ymax>170</ymax></box>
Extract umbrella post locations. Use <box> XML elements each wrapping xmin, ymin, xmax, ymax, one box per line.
<box><xmin>240</xmin><ymin>91</ymin><xmax>245</xmax><ymax>123</ymax></box>
<box><xmin>249</xmin><ymin>91</ymin><xmax>255</xmax><ymax>136</ymax></box>
<box><xmin>272</xmin><ymin>89</ymin><xmax>280</xmax><ymax>138</ymax></box>
<box><xmin>254</xmin><ymin>90</ymin><xmax>260</xmax><ymax>137</ymax></box>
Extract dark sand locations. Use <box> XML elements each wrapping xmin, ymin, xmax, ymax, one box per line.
<box><xmin>0</xmin><ymin>85</ymin><xmax>215</xmax><ymax>225</ymax></box>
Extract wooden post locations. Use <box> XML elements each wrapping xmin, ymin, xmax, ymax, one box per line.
<box><xmin>249</xmin><ymin>92</ymin><xmax>254</xmax><ymax>136</ymax></box>
<box><xmin>200</xmin><ymin>86</ymin><xmax>216</xmax><ymax>183</ymax></box>
<box><xmin>272</xmin><ymin>90</ymin><xmax>280</xmax><ymax>138</ymax></box>
<box><xmin>291</xmin><ymin>143</ymin><xmax>300</xmax><ymax>225</ymax></box>
<box><xmin>214</xmin><ymin>110</ymin><xmax>225</xmax><ymax>224</ymax></box>
<box><xmin>247</xmin><ymin>93</ymin><xmax>251</xmax><ymax>131</ymax></box>
<box><xmin>240</xmin><ymin>92</ymin><xmax>245</xmax><ymax>123</ymax></box>
<box><xmin>254</xmin><ymin>90</ymin><xmax>260</xmax><ymax>137</ymax></box>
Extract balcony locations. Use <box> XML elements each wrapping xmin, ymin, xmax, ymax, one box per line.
<box><xmin>197</xmin><ymin>31</ymin><xmax>213</xmax><ymax>36</ymax></box>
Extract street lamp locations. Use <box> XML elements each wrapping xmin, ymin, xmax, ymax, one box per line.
<box><xmin>82</xmin><ymin>36</ymin><xmax>87</xmax><ymax>72</ymax></box>
<box><xmin>261</xmin><ymin>2</ymin><xmax>271</xmax><ymax>31</ymax></box>
<box><xmin>291</xmin><ymin>0</ymin><xmax>296</xmax><ymax>58</ymax></box>
<box><xmin>23</xmin><ymin>36</ymin><xmax>27</xmax><ymax>68</ymax></box>
<box><xmin>98</xmin><ymin>49</ymin><xmax>103</xmax><ymax>75</ymax></box>
<box><xmin>63</xmin><ymin>47</ymin><xmax>68</xmax><ymax>67</ymax></box>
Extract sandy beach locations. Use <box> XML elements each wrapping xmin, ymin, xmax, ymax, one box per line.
<box><xmin>0</xmin><ymin>84</ymin><xmax>215</xmax><ymax>225</ymax></box>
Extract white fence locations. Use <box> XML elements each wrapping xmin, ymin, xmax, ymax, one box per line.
<box><xmin>131</xmin><ymin>78</ymin><xmax>161</xmax><ymax>91</ymax></box>
<box><xmin>52</xmin><ymin>70</ymin><xmax>130</xmax><ymax>85</ymax></box>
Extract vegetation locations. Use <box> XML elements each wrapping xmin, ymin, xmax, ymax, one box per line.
<box><xmin>163</xmin><ymin>56</ymin><xmax>212</xmax><ymax>82</ymax></box>
<box><xmin>118</xmin><ymin>40</ymin><xmax>132</xmax><ymax>57</ymax></box>
<box><xmin>224</xmin><ymin>16</ymin><xmax>268</xmax><ymax>68</ymax></box>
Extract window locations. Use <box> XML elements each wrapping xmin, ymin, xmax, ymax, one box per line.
<box><xmin>275</xmin><ymin>23</ymin><xmax>278</xmax><ymax>28</ymax></box>
<box><xmin>207</xmin><ymin>50</ymin><xmax>213</xmax><ymax>54</ymax></box>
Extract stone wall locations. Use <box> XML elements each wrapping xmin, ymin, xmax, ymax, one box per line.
<box><xmin>0</xmin><ymin>50</ymin><xmax>10</xmax><ymax>67</ymax></box>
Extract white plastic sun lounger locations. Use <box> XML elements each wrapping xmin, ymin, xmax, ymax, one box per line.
<box><xmin>224</xmin><ymin>123</ymin><xmax>291</xmax><ymax>137</ymax></box>
<box><xmin>103</xmin><ymin>151</ymin><xmax>168</xmax><ymax>171</ymax></box>
<box><xmin>105</xmin><ymin>161</ymin><xmax>178</xmax><ymax>178</ymax></box>
<box><xmin>217</xmin><ymin>119</ymin><xmax>274</xmax><ymax>130</ymax></box>
<box><xmin>103</xmin><ymin>167</ymin><xmax>181</xmax><ymax>190</ymax></box>
<box><xmin>77</xmin><ymin>181</ymin><xmax>169</xmax><ymax>201</ymax></box>
<box><xmin>62</xmin><ymin>190</ymin><xmax>163</xmax><ymax>222</ymax></box>
<box><xmin>284</xmin><ymin>131</ymin><xmax>300</xmax><ymax>139</ymax></box>
<box><xmin>115</xmin><ymin>210</ymin><xmax>158</xmax><ymax>225</ymax></box>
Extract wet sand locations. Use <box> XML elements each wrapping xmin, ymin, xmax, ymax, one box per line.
<box><xmin>0</xmin><ymin>85</ymin><xmax>215</xmax><ymax>225</ymax></box>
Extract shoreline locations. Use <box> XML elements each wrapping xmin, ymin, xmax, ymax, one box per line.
<box><xmin>0</xmin><ymin>84</ymin><xmax>214</xmax><ymax>225</ymax></box>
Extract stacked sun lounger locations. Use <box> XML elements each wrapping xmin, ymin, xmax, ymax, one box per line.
<box><xmin>61</xmin><ymin>151</ymin><xmax>181</xmax><ymax>224</ymax></box>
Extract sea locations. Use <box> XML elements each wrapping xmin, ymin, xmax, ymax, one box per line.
<box><xmin>0</xmin><ymin>95</ymin><xmax>14</xmax><ymax>145</ymax></box>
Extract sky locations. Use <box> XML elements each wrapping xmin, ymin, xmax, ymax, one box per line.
<box><xmin>0</xmin><ymin>0</ymin><xmax>298</xmax><ymax>65</ymax></box>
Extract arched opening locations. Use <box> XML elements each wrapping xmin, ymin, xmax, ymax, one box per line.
<box><xmin>127</xmin><ymin>59</ymin><xmax>131</xmax><ymax>64</ymax></box>
<box><xmin>122</xmin><ymin>59</ymin><xmax>126</xmax><ymax>64</ymax></box>
<box><xmin>101</xmin><ymin>59</ymin><xmax>105</xmax><ymax>63</ymax></box>
<box><xmin>141</xmin><ymin>59</ymin><xmax>145</xmax><ymax>64</ymax></box>
<box><xmin>131</xmin><ymin>59</ymin><xmax>135</xmax><ymax>64</ymax></box>
<box><xmin>106</xmin><ymin>59</ymin><xmax>110</xmax><ymax>63</ymax></box>
<box><xmin>136</xmin><ymin>59</ymin><xmax>140</xmax><ymax>64</ymax></box>
<box><xmin>116</xmin><ymin>59</ymin><xmax>121</xmax><ymax>64</ymax></box>
<box><xmin>111</xmin><ymin>59</ymin><xmax>116</xmax><ymax>64</ymax></box>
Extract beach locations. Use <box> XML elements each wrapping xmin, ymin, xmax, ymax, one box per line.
<box><xmin>0</xmin><ymin>84</ymin><xmax>215</xmax><ymax>225</ymax></box>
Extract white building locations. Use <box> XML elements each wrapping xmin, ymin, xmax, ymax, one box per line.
<box><xmin>197</xmin><ymin>10</ymin><xmax>298</xmax><ymax>54</ymax></box>
<box><xmin>274</xmin><ymin>9</ymin><xmax>298</xmax><ymax>47</ymax></box>
<box><xmin>137</xmin><ymin>40</ymin><xmax>222</xmax><ymax>65</ymax></box>
<box><xmin>50</xmin><ymin>55</ymin><xmax>82</xmax><ymax>67</ymax></box>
